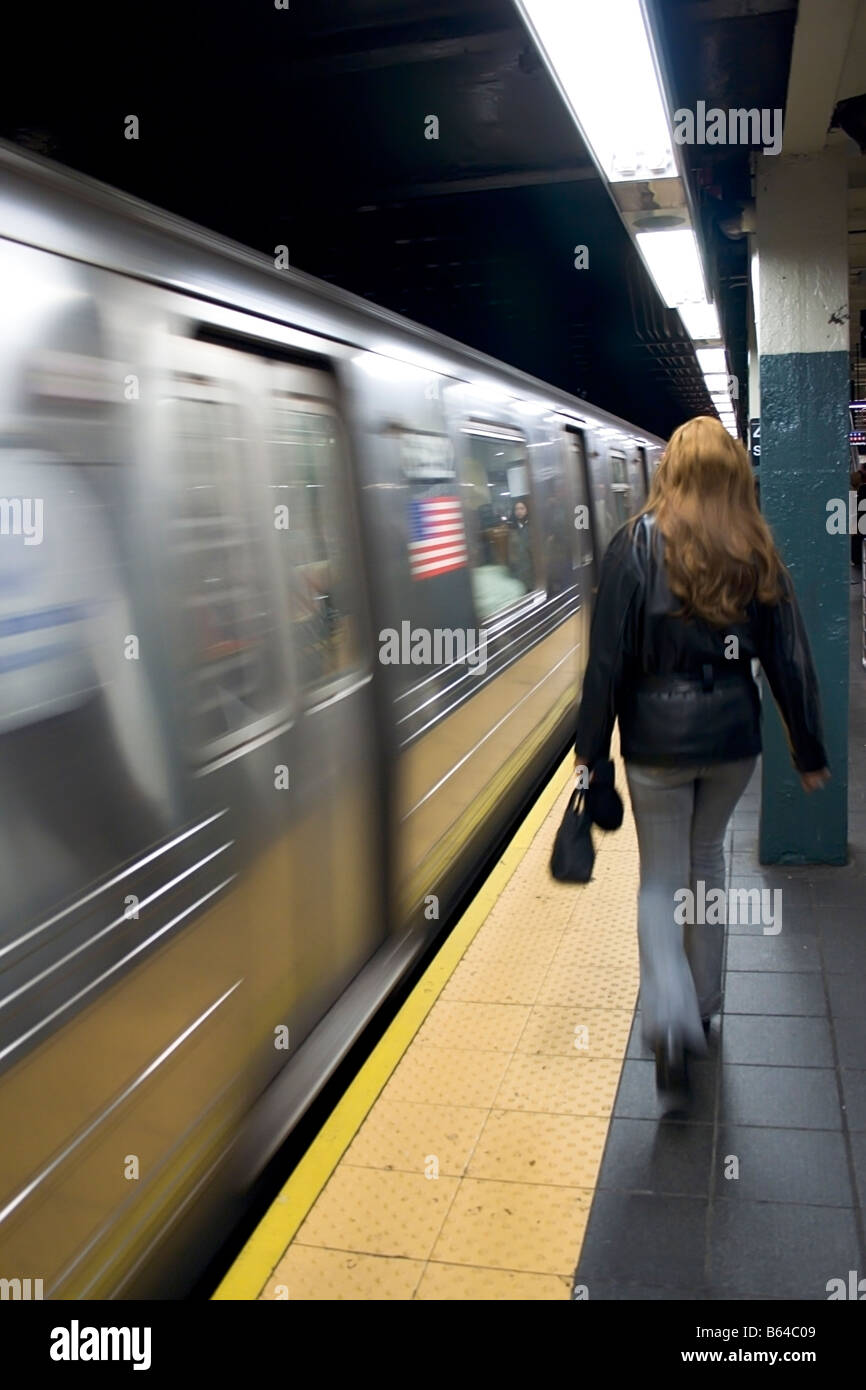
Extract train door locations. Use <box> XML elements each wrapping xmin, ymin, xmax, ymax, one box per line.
<box><xmin>638</xmin><ymin>444</ymin><xmax>650</xmax><ymax>499</ymax></box>
<box><xmin>565</xmin><ymin>426</ymin><xmax>597</xmax><ymax>596</ymax></box>
<box><xmin>264</xmin><ymin>363</ymin><xmax>383</xmax><ymax>1017</ymax></box>
<box><xmin>149</xmin><ymin>334</ymin><xmax>305</xmax><ymax>1074</ymax></box>
<box><xmin>151</xmin><ymin>340</ymin><xmax>382</xmax><ymax>1074</ymax></box>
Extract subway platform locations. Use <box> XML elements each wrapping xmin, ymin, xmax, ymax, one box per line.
<box><xmin>214</xmin><ymin>584</ymin><xmax>866</xmax><ymax>1302</ymax></box>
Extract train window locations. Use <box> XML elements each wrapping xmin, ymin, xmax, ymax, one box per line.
<box><xmin>459</xmin><ymin>426</ymin><xmax>539</xmax><ymax>623</ymax></box>
<box><xmin>166</xmin><ymin>393</ymin><xmax>285</xmax><ymax>752</ymax></box>
<box><xmin>267</xmin><ymin>403</ymin><xmax>361</xmax><ymax>692</ymax></box>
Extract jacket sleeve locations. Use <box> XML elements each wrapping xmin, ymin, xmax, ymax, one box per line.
<box><xmin>574</xmin><ymin>527</ymin><xmax>641</xmax><ymax>770</ymax></box>
<box><xmin>756</xmin><ymin>572</ymin><xmax>829</xmax><ymax>774</ymax></box>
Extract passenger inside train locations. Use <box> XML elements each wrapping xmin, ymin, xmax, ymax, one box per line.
<box><xmin>507</xmin><ymin>498</ymin><xmax>534</xmax><ymax>592</ymax></box>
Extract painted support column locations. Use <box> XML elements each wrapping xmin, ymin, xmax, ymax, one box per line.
<box><xmin>755</xmin><ymin>148</ymin><xmax>849</xmax><ymax>863</ymax></box>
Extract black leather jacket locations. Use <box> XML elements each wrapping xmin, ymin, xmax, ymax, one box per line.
<box><xmin>574</xmin><ymin>514</ymin><xmax>828</xmax><ymax>773</ymax></box>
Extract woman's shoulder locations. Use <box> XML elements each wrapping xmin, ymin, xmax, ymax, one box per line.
<box><xmin>606</xmin><ymin>513</ymin><xmax>654</xmax><ymax>565</ymax></box>
<box><xmin>597</xmin><ymin>517</ymin><xmax>650</xmax><ymax>595</ymax></box>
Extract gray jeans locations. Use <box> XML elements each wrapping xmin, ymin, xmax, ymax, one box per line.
<box><xmin>625</xmin><ymin>757</ymin><xmax>757</xmax><ymax>1051</ymax></box>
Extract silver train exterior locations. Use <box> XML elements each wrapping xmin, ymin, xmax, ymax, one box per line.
<box><xmin>0</xmin><ymin>140</ymin><xmax>663</xmax><ymax>1298</ymax></box>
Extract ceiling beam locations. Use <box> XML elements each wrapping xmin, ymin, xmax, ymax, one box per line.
<box><xmin>286</xmin><ymin>26</ymin><xmax>520</xmax><ymax>76</ymax></box>
<box><xmin>352</xmin><ymin>162</ymin><xmax>598</xmax><ymax>205</ymax></box>
<box><xmin>784</xmin><ymin>0</ymin><xmax>862</xmax><ymax>154</ymax></box>
<box><xmin>838</xmin><ymin>3</ymin><xmax>866</xmax><ymax>101</ymax></box>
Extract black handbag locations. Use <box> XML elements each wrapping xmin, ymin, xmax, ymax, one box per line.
<box><xmin>585</xmin><ymin>758</ymin><xmax>624</xmax><ymax>830</ymax></box>
<box><xmin>550</xmin><ymin>788</ymin><xmax>595</xmax><ymax>883</ymax></box>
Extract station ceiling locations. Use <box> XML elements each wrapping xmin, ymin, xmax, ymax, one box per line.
<box><xmin>3</xmin><ymin>0</ymin><xmax>861</xmax><ymax>439</ymax></box>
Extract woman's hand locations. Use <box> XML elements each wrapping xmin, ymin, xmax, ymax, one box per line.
<box><xmin>800</xmin><ymin>768</ymin><xmax>831</xmax><ymax>793</ymax></box>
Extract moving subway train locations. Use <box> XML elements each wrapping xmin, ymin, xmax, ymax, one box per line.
<box><xmin>0</xmin><ymin>141</ymin><xmax>663</xmax><ymax>1298</ymax></box>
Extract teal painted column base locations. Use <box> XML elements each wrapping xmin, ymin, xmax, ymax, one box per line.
<box><xmin>757</xmin><ymin>350</ymin><xmax>848</xmax><ymax>865</ymax></box>
<box><xmin>759</xmin><ymin>689</ymin><xmax>847</xmax><ymax>864</ymax></box>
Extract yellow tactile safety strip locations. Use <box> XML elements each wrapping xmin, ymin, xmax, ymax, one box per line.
<box><xmin>213</xmin><ymin>739</ymin><xmax>640</xmax><ymax>1301</ymax></box>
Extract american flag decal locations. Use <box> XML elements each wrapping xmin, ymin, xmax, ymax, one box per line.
<box><xmin>408</xmin><ymin>495</ymin><xmax>468</xmax><ymax>580</ymax></box>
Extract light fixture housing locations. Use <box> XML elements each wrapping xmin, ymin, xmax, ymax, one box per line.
<box><xmin>511</xmin><ymin>0</ymin><xmax>677</xmax><ymax>185</ymax></box>
<box><xmin>631</xmin><ymin>228</ymin><xmax>722</xmax><ymax>344</ymax></box>
<box><xmin>513</xmin><ymin>0</ymin><xmax>725</xmax><ymax>381</ymax></box>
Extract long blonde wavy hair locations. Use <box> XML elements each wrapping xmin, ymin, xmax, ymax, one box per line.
<box><xmin>633</xmin><ymin>416</ymin><xmax>784</xmax><ymax>625</ymax></box>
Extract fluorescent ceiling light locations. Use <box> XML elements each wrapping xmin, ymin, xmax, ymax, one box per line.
<box><xmin>678</xmin><ymin>301</ymin><xmax>721</xmax><ymax>341</ymax></box>
<box><xmin>636</xmin><ymin>229</ymin><xmax>705</xmax><ymax>308</ymax></box>
<box><xmin>703</xmin><ymin>373</ymin><xmax>729</xmax><ymax>393</ymax></box>
<box><xmin>515</xmin><ymin>2</ymin><xmax>725</xmax><ymax>361</ymax></box>
<box><xmin>697</xmin><ymin>348</ymin><xmax>727</xmax><ymax>374</ymax></box>
<box><xmin>514</xmin><ymin>1</ymin><xmax>676</xmax><ymax>183</ymax></box>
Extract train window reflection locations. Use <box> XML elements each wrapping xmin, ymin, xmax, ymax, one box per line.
<box><xmin>268</xmin><ymin>407</ymin><xmax>360</xmax><ymax>691</ymax></box>
<box><xmin>167</xmin><ymin>394</ymin><xmax>283</xmax><ymax>749</ymax></box>
<box><xmin>0</xmin><ymin>449</ymin><xmax>166</xmax><ymax>925</ymax></box>
<box><xmin>459</xmin><ymin>430</ymin><xmax>538</xmax><ymax>623</ymax></box>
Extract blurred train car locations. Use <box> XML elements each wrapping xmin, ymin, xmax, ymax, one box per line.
<box><xmin>0</xmin><ymin>141</ymin><xmax>663</xmax><ymax>1297</ymax></box>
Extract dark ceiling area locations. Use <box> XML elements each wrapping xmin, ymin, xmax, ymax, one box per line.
<box><xmin>1</xmin><ymin>0</ymin><xmax>799</xmax><ymax>440</ymax></box>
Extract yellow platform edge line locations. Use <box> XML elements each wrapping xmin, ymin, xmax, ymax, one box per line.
<box><xmin>212</xmin><ymin>749</ymin><xmax>576</xmax><ymax>1300</ymax></box>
